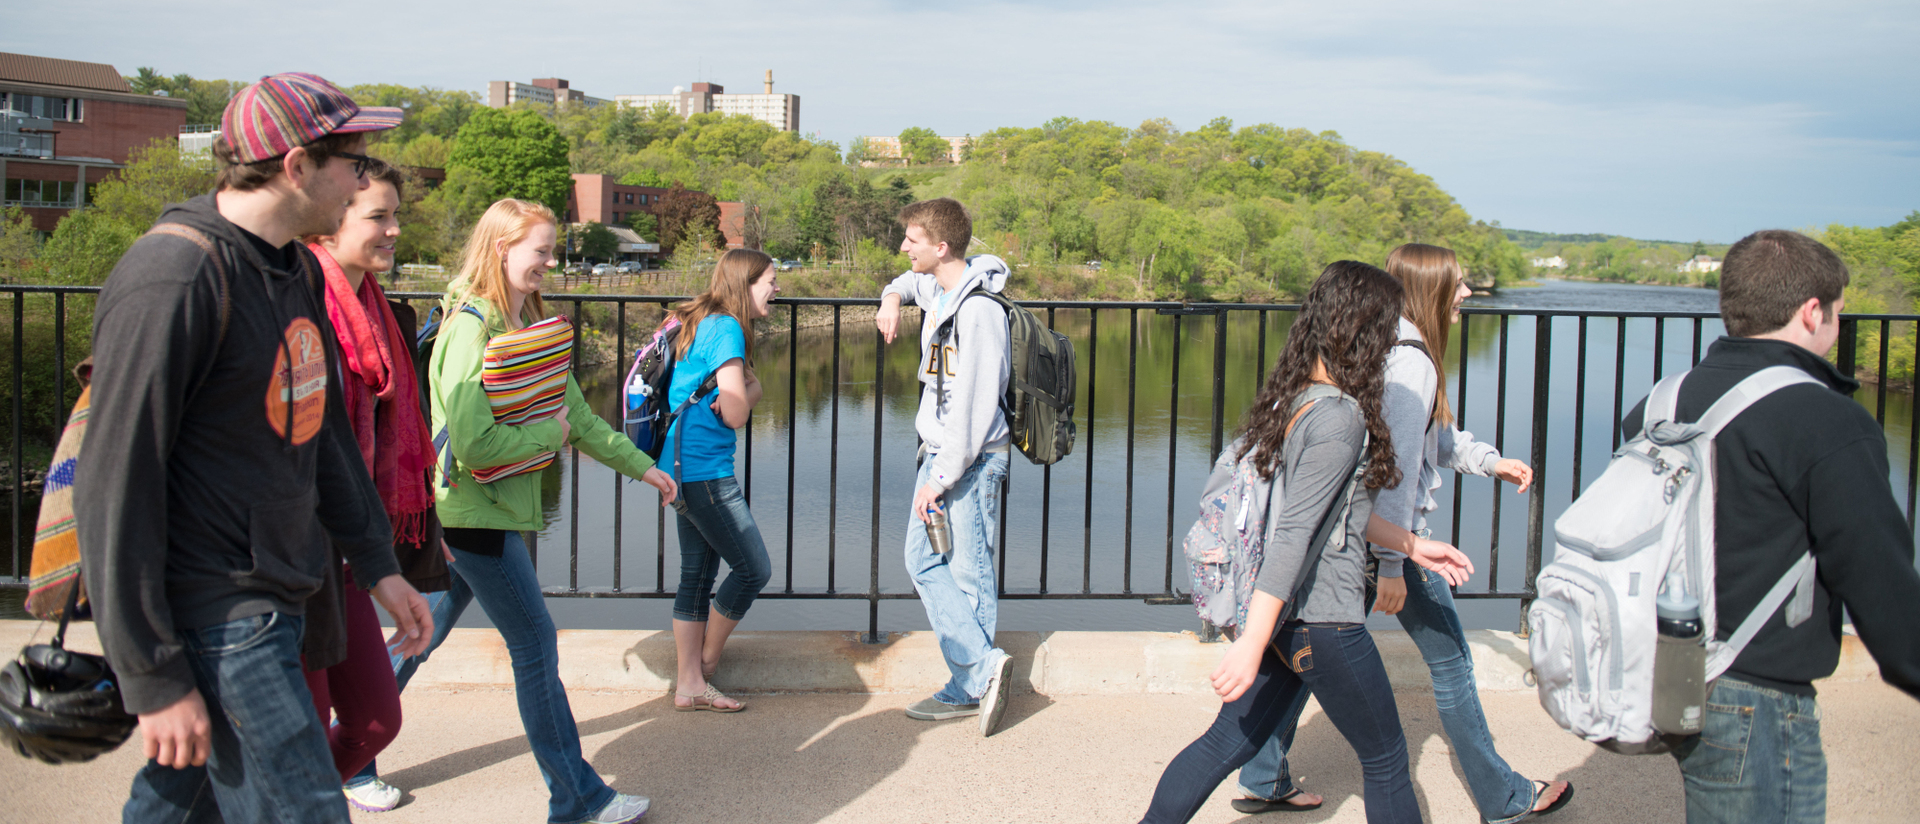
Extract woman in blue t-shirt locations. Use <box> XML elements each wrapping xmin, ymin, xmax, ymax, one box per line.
<box><xmin>662</xmin><ymin>248</ymin><xmax>780</xmax><ymax>712</ymax></box>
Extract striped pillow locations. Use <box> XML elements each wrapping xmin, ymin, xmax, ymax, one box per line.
<box><xmin>473</xmin><ymin>315</ymin><xmax>573</xmax><ymax>483</ymax></box>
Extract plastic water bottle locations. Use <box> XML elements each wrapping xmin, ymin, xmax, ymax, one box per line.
<box><xmin>926</xmin><ymin>503</ymin><xmax>953</xmax><ymax>556</ymax></box>
<box><xmin>626</xmin><ymin>375</ymin><xmax>648</xmax><ymax>414</ymax></box>
<box><xmin>1653</xmin><ymin>590</ymin><xmax>1706</xmax><ymax>735</ymax></box>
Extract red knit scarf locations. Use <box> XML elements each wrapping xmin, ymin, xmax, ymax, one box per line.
<box><xmin>311</xmin><ymin>243</ymin><xmax>435</xmax><ymax>544</ymax></box>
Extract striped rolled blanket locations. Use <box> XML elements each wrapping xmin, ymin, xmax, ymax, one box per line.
<box><xmin>472</xmin><ymin>315</ymin><xmax>574</xmax><ymax>483</ymax></box>
<box><xmin>28</xmin><ymin>386</ymin><xmax>89</xmax><ymax>618</ymax></box>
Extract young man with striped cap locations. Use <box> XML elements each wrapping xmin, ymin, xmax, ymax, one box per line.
<box><xmin>78</xmin><ymin>72</ymin><xmax>436</xmax><ymax>822</ymax></box>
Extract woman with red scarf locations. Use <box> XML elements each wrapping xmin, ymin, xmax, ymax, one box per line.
<box><xmin>302</xmin><ymin>160</ymin><xmax>440</xmax><ymax>810</ymax></box>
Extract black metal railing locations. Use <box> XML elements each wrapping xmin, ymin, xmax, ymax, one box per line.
<box><xmin>9</xmin><ymin>285</ymin><xmax>1920</xmax><ymax>640</ymax></box>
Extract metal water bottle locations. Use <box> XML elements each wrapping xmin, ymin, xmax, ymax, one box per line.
<box><xmin>926</xmin><ymin>502</ymin><xmax>953</xmax><ymax>556</ymax></box>
<box><xmin>1653</xmin><ymin>590</ymin><xmax>1707</xmax><ymax>735</ymax></box>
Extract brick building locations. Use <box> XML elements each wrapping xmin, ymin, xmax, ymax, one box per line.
<box><xmin>1</xmin><ymin>52</ymin><xmax>188</xmax><ymax>231</ymax></box>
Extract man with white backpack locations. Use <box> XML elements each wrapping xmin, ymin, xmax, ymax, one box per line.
<box><xmin>1604</xmin><ymin>230</ymin><xmax>1920</xmax><ymax>822</ymax></box>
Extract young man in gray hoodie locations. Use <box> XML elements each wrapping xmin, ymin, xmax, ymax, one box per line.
<box><xmin>875</xmin><ymin>198</ymin><xmax>1017</xmax><ymax>736</ymax></box>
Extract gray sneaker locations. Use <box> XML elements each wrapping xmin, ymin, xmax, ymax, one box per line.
<box><xmin>588</xmin><ymin>792</ymin><xmax>651</xmax><ymax>823</ymax></box>
<box><xmin>904</xmin><ymin>697</ymin><xmax>979</xmax><ymax>720</ymax></box>
<box><xmin>979</xmin><ymin>649</ymin><xmax>1014</xmax><ymax>737</ymax></box>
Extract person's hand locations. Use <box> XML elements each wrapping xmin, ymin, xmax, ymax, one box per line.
<box><xmin>442</xmin><ymin>539</ymin><xmax>455</xmax><ymax>565</ymax></box>
<box><xmin>643</xmin><ymin>466</ymin><xmax>677</xmax><ymax>505</ymax></box>
<box><xmin>911</xmin><ymin>483</ymin><xmax>943</xmax><ymax>524</ymax></box>
<box><xmin>1374</xmin><ymin>575</ymin><xmax>1407</xmax><ymax>614</ymax></box>
<box><xmin>370</xmin><ymin>574</ymin><xmax>433</xmax><ymax>658</ymax></box>
<box><xmin>1494</xmin><ymin>458</ymin><xmax>1533</xmax><ymax>493</ymax></box>
<box><xmin>139</xmin><ymin>689</ymin><xmax>211</xmax><ymax>769</ymax></box>
<box><xmin>553</xmin><ymin>406</ymin><xmax>572</xmax><ymax>444</ymax></box>
<box><xmin>1210</xmin><ymin>634</ymin><xmax>1265</xmax><ymax>702</ymax></box>
<box><xmin>1409</xmin><ymin>537</ymin><xmax>1475</xmax><ymax>586</ymax></box>
<box><xmin>876</xmin><ymin>297</ymin><xmax>901</xmax><ymax>344</ymax></box>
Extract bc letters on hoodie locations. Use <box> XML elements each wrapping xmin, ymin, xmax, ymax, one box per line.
<box><xmin>76</xmin><ymin>195</ymin><xmax>398</xmax><ymax>715</ymax></box>
<box><xmin>881</xmin><ymin>255</ymin><xmax>1013</xmax><ymax>492</ymax></box>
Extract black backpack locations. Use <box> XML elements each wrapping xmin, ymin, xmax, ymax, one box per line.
<box><xmin>935</xmin><ymin>289</ymin><xmax>1077</xmax><ymax>465</ymax></box>
<box><xmin>622</xmin><ymin>317</ymin><xmax>718</xmax><ymax>473</ymax></box>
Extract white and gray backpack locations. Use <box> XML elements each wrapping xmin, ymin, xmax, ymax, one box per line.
<box><xmin>1529</xmin><ymin>365</ymin><xmax>1823</xmax><ymax>753</ymax></box>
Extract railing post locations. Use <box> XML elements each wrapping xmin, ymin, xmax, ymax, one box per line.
<box><xmin>10</xmin><ymin>291</ymin><xmax>21</xmax><ymax>580</ymax></box>
<box><xmin>867</xmin><ymin>324</ymin><xmax>885</xmax><ymax>644</ymax></box>
<box><xmin>1522</xmin><ymin>314</ymin><xmax>1553</xmax><ymax>637</ymax></box>
<box><xmin>1838</xmin><ymin>318</ymin><xmax>1858</xmax><ymax>379</ymax></box>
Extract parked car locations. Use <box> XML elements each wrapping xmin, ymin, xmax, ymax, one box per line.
<box><xmin>1085</xmin><ymin>260</ymin><xmax>1103</xmax><ymax>271</ymax></box>
<box><xmin>592</xmin><ymin>263</ymin><xmax>615</xmax><ymax>276</ymax></box>
<box><xmin>563</xmin><ymin>261</ymin><xmax>587</xmax><ymax>275</ymax></box>
<box><xmin>616</xmin><ymin>261</ymin><xmax>643</xmax><ymax>273</ymax></box>
<box><xmin>776</xmin><ymin>259</ymin><xmax>803</xmax><ymax>271</ymax></box>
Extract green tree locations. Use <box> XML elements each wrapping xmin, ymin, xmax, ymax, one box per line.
<box><xmin>126</xmin><ymin>68</ymin><xmax>244</xmax><ymax>125</ymax></box>
<box><xmin>0</xmin><ymin>206</ymin><xmax>40</xmax><ymax>283</ymax></box>
<box><xmin>623</xmin><ymin>211</ymin><xmax>660</xmax><ymax>241</ymax></box>
<box><xmin>446</xmin><ymin>108</ymin><xmax>573</xmax><ymax>216</ymax></box>
<box><xmin>39</xmin><ymin>138</ymin><xmax>216</xmax><ymax>284</ymax></box>
<box><xmin>898</xmin><ymin>127</ymin><xmax>949</xmax><ymax>166</ymax></box>
<box><xmin>578</xmin><ymin>221</ymin><xmax>618</xmax><ymax>261</ymax></box>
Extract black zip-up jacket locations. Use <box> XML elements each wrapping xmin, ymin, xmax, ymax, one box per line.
<box><xmin>1623</xmin><ymin>336</ymin><xmax>1920</xmax><ymax>698</ymax></box>
<box><xmin>75</xmin><ymin>195</ymin><xmax>399</xmax><ymax>715</ymax></box>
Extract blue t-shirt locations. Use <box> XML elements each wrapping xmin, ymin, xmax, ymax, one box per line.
<box><xmin>662</xmin><ymin>314</ymin><xmax>747</xmax><ymax>482</ymax></box>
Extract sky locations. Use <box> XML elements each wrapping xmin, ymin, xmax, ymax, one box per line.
<box><xmin>10</xmin><ymin>0</ymin><xmax>1917</xmax><ymax>243</ymax></box>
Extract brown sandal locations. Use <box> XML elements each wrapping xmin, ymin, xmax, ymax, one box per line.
<box><xmin>674</xmin><ymin>685</ymin><xmax>744</xmax><ymax>713</ymax></box>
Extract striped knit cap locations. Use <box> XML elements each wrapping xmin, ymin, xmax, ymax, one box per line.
<box><xmin>220</xmin><ymin>72</ymin><xmax>402</xmax><ymax>163</ymax></box>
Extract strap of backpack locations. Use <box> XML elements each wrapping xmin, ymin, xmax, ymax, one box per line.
<box><xmin>1691</xmin><ymin>366</ymin><xmax>1825</xmax><ymax>439</ymax></box>
<box><xmin>431</xmin><ymin>304</ymin><xmax>501</xmax><ymax>488</ymax></box>
<box><xmin>141</xmin><ymin>224</ymin><xmax>233</xmax><ymax>398</ymax></box>
<box><xmin>1271</xmin><ymin>386</ymin><xmax>1369</xmax><ymax>623</ymax></box>
<box><xmin>1721</xmin><ymin>552</ymin><xmax>1819</xmax><ymax>665</ymax></box>
<box><xmin>1395</xmin><ymin>338</ymin><xmax>1439</xmax><ymax>427</ymax></box>
<box><xmin>932</xmin><ymin>287</ymin><xmax>1012</xmax><ymax>418</ymax></box>
<box><xmin>668</xmin><ymin>372</ymin><xmax>721</xmax><ymax>484</ymax></box>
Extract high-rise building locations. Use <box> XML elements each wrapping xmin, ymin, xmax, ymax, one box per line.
<box><xmin>487</xmin><ymin>78</ymin><xmax>609</xmax><ymax>108</ymax></box>
<box><xmin>616</xmin><ymin>72</ymin><xmax>799</xmax><ymax>132</ymax></box>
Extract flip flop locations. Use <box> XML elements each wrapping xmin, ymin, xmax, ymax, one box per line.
<box><xmin>674</xmin><ymin>685</ymin><xmax>744</xmax><ymax>713</ymax></box>
<box><xmin>1230</xmin><ymin>788</ymin><xmax>1322</xmax><ymax>814</ymax></box>
<box><xmin>1527</xmin><ymin>779</ymin><xmax>1574</xmax><ymax>818</ymax></box>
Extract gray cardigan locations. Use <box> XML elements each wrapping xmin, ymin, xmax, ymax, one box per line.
<box><xmin>1251</xmin><ymin>395</ymin><xmax>1378</xmax><ymax>624</ymax></box>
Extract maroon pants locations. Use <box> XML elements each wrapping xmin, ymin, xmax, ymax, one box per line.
<box><xmin>304</xmin><ymin>568</ymin><xmax>403</xmax><ymax>782</ymax></box>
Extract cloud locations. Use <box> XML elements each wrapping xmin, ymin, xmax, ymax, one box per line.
<box><xmin>9</xmin><ymin>0</ymin><xmax>1915</xmax><ymax>240</ymax></box>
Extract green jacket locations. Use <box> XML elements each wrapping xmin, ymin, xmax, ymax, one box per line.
<box><xmin>429</xmin><ymin>293</ymin><xmax>655</xmax><ymax>531</ymax></box>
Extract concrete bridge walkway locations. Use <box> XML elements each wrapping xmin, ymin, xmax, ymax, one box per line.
<box><xmin>3</xmin><ymin>624</ymin><xmax>1915</xmax><ymax>823</ymax></box>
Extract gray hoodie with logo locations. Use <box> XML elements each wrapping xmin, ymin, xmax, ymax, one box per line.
<box><xmin>881</xmin><ymin>255</ymin><xmax>1013</xmax><ymax>492</ymax></box>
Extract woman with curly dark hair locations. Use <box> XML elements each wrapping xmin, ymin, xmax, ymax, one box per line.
<box><xmin>1139</xmin><ymin>261</ymin><xmax>1471</xmax><ymax>824</ymax></box>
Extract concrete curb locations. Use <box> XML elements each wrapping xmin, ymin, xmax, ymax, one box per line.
<box><xmin>0</xmin><ymin>621</ymin><xmax>1879</xmax><ymax>695</ymax></box>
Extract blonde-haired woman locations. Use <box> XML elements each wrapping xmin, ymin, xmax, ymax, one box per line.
<box><xmin>422</xmin><ymin>199</ymin><xmax>674</xmax><ymax>824</ymax></box>
<box><xmin>1233</xmin><ymin>243</ymin><xmax>1571</xmax><ymax>822</ymax></box>
<box><xmin>661</xmin><ymin>249</ymin><xmax>779</xmax><ymax>713</ymax></box>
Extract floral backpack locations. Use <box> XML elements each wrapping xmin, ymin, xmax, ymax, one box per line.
<box><xmin>1184</xmin><ymin>385</ymin><xmax>1368</xmax><ymax>631</ymax></box>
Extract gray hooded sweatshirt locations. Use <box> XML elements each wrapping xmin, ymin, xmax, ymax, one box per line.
<box><xmin>881</xmin><ymin>255</ymin><xmax>1013</xmax><ymax>492</ymax></box>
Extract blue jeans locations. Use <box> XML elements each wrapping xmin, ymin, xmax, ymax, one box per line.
<box><xmin>904</xmin><ymin>450</ymin><xmax>1008</xmax><ymax>704</ymax></box>
<box><xmin>670</xmin><ymin>476</ymin><xmax>772</xmax><ymax>622</ymax></box>
<box><xmin>123</xmin><ymin>612</ymin><xmax>349</xmax><ymax>823</ymax></box>
<box><xmin>1240</xmin><ymin>566</ymin><xmax>1535</xmax><ymax>822</ymax></box>
<box><xmin>346</xmin><ymin>572</ymin><xmax>472</xmax><ymax>790</ymax></box>
<box><xmin>349</xmin><ymin>531</ymin><xmax>614</xmax><ymax>823</ymax></box>
<box><xmin>1672</xmin><ymin>675</ymin><xmax>1826</xmax><ymax>824</ymax></box>
<box><xmin>1143</xmin><ymin>623</ymin><xmax>1420</xmax><ymax>824</ymax></box>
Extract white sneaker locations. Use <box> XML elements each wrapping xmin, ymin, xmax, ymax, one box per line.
<box><xmin>979</xmin><ymin>648</ymin><xmax>1014</xmax><ymax>737</ymax></box>
<box><xmin>343</xmin><ymin>779</ymin><xmax>403</xmax><ymax>813</ymax></box>
<box><xmin>588</xmin><ymin>792</ymin><xmax>652</xmax><ymax>823</ymax></box>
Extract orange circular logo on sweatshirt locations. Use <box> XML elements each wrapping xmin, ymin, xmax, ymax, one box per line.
<box><xmin>265</xmin><ymin>317</ymin><xmax>327</xmax><ymax>445</ymax></box>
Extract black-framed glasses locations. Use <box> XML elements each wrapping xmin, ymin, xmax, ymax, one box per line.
<box><xmin>336</xmin><ymin>151</ymin><xmax>376</xmax><ymax>179</ymax></box>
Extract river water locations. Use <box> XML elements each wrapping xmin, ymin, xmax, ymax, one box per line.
<box><xmin>501</xmin><ymin>278</ymin><xmax>1915</xmax><ymax>635</ymax></box>
<box><xmin>8</xmin><ymin>280</ymin><xmax>1909</xmax><ymax>633</ymax></box>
